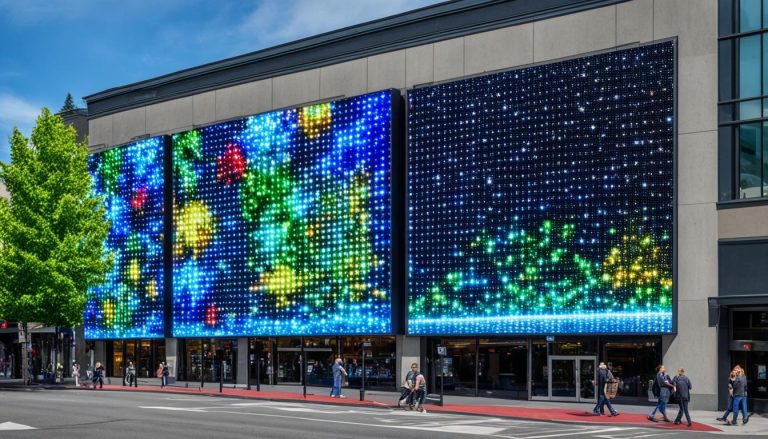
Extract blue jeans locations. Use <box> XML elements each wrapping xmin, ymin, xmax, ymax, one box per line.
<box><xmin>721</xmin><ymin>395</ymin><xmax>734</xmax><ymax>419</ymax></box>
<box><xmin>330</xmin><ymin>376</ymin><xmax>342</xmax><ymax>397</ymax></box>
<box><xmin>650</xmin><ymin>389</ymin><xmax>669</xmax><ymax>418</ymax></box>
<box><xmin>593</xmin><ymin>395</ymin><xmax>617</xmax><ymax>415</ymax></box>
<box><xmin>732</xmin><ymin>396</ymin><xmax>748</xmax><ymax>423</ymax></box>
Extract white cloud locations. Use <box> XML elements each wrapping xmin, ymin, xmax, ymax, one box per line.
<box><xmin>0</xmin><ymin>93</ymin><xmax>42</xmax><ymax>163</ymax></box>
<box><xmin>0</xmin><ymin>93</ymin><xmax>40</xmax><ymax>133</ymax></box>
<box><xmin>237</xmin><ymin>0</ymin><xmax>440</xmax><ymax>46</ymax></box>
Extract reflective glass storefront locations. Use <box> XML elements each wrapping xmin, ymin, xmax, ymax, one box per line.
<box><xmin>427</xmin><ymin>336</ymin><xmax>661</xmax><ymax>402</ymax></box>
<box><xmin>246</xmin><ymin>336</ymin><xmax>397</xmax><ymax>389</ymax></box>
<box><xmin>177</xmin><ymin>338</ymin><xmax>237</xmax><ymax>383</ymax></box>
<box><xmin>106</xmin><ymin>339</ymin><xmax>165</xmax><ymax>379</ymax></box>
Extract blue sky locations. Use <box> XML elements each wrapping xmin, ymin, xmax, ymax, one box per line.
<box><xmin>0</xmin><ymin>0</ymin><xmax>439</xmax><ymax>163</ymax></box>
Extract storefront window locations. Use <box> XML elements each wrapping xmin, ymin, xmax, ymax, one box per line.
<box><xmin>277</xmin><ymin>338</ymin><xmax>302</xmax><ymax>384</ymax></box>
<box><xmin>531</xmin><ymin>340</ymin><xmax>548</xmax><ymax>397</ymax></box>
<box><xmin>733</xmin><ymin>311</ymin><xmax>768</xmax><ymax>340</ymax></box>
<box><xmin>603</xmin><ymin>338</ymin><xmax>661</xmax><ymax>398</ymax></box>
<box><xmin>249</xmin><ymin>339</ymin><xmax>275</xmax><ymax>385</ymax></box>
<box><xmin>430</xmin><ymin>338</ymin><xmax>476</xmax><ymax>396</ymax></box>
<box><xmin>304</xmin><ymin>337</ymin><xmax>336</xmax><ymax>386</ymax></box>
<box><xmin>478</xmin><ymin>339</ymin><xmax>527</xmax><ymax>399</ymax></box>
<box><xmin>112</xmin><ymin>340</ymin><xmax>124</xmax><ymax>377</ymax></box>
<box><xmin>341</xmin><ymin>336</ymin><xmax>396</xmax><ymax>389</ymax></box>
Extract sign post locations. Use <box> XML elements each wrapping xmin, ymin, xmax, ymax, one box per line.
<box><xmin>437</xmin><ymin>345</ymin><xmax>446</xmax><ymax>407</ymax></box>
<box><xmin>360</xmin><ymin>341</ymin><xmax>372</xmax><ymax>401</ymax></box>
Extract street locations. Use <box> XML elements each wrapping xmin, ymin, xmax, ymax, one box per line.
<box><xmin>0</xmin><ymin>388</ymin><xmax>745</xmax><ymax>439</ymax></box>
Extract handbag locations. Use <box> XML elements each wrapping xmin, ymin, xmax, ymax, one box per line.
<box><xmin>604</xmin><ymin>379</ymin><xmax>619</xmax><ymax>400</ymax></box>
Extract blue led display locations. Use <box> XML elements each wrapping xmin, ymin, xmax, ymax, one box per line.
<box><xmin>172</xmin><ymin>91</ymin><xmax>393</xmax><ymax>337</ymax></box>
<box><xmin>408</xmin><ymin>42</ymin><xmax>675</xmax><ymax>335</ymax></box>
<box><xmin>85</xmin><ymin>138</ymin><xmax>166</xmax><ymax>339</ymax></box>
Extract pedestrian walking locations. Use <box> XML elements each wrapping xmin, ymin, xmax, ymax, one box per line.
<box><xmin>672</xmin><ymin>368</ymin><xmax>693</xmax><ymax>427</ymax></box>
<box><xmin>729</xmin><ymin>366</ymin><xmax>749</xmax><ymax>426</ymax></box>
<box><xmin>413</xmin><ymin>370</ymin><xmax>427</xmax><ymax>413</ymax></box>
<box><xmin>125</xmin><ymin>361</ymin><xmax>137</xmax><ymax>387</ymax></box>
<box><xmin>592</xmin><ymin>361</ymin><xmax>619</xmax><ymax>416</ymax></box>
<box><xmin>329</xmin><ymin>358</ymin><xmax>348</xmax><ymax>398</ymax></box>
<box><xmin>398</xmin><ymin>363</ymin><xmax>419</xmax><ymax>409</ymax></box>
<box><xmin>647</xmin><ymin>364</ymin><xmax>674</xmax><ymax>422</ymax></box>
<box><xmin>92</xmin><ymin>362</ymin><xmax>104</xmax><ymax>389</ymax></box>
<box><xmin>717</xmin><ymin>368</ymin><xmax>738</xmax><ymax>422</ymax></box>
<box><xmin>158</xmin><ymin>362</ymin><xmax>169</xmax><ymax>388</ymax></box>
<box><xmin>156</xmin><ymin>363</ymin><xmax>164</xmax><ymax>388</ymax></box>
<box><xmin>72</xmin><ymin>362</ymin><xmax>81</xmax><ymax>387</ymax></box>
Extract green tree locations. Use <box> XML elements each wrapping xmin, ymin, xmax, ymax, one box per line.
<box><xmin>0</xmin><ymin>109</ymin><xmax>111</xmax><ymax>384</ymax></box>
<box><xmin>60</xmin><ymin>92</ymin><xmax>77</xmax><ymax>113</ymax></box>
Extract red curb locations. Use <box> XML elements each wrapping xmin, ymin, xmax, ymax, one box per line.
<box><xmin>78</xmin><ymin>385</ymin><xmax>721</xmax><ymax>432</ymax></box>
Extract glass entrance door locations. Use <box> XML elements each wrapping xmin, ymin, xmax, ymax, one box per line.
<box><xmin>548</xmin><ymin>356</ymin><xmax>596</xmax><ymax>402</ymax></box>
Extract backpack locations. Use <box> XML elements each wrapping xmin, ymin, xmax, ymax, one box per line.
<box><xmin>651</xmin><ymin>376</ymin><xmax>661</xmax><ymax>397</ymax></box>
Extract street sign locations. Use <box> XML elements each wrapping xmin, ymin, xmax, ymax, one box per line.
<box><xmin>437</xmin><ymin>345</ymin><xmax>446</xmax><ymax>356</ymax></box>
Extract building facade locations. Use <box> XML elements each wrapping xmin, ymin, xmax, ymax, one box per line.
<box><xmin>79</xmin><ymin>0</ymin><xmax>749</xmax><ymax>411</ymax></box>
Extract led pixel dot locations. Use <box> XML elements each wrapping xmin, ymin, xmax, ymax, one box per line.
<box><xmin>85</xmin><ymin>138</ymin><xmax>166</xmax><ymax>339</ymax></box>
<box><xmin>407</xmin><ymin>42</ymin><xmax>675</xmax><ymax>335</ymax></box>
<box><xmin>172</xmin><ymin>91</ymin><xmax>393</xmax><ymax>337</ymax></box>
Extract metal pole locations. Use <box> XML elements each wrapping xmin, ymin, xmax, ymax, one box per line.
<box><xmin>301</xmin><ymin>337</ymin><xmax>306</xmax><ymax>398</ymax></box>
<box><xmin>200</xmin><ymin>342</ymin><xmax>205</xmax><ymax>389</ymax></box>
<box><xmin>246</xmin><ymin>340</ymin><xmax>251</xmax><ymax>391</ymax></box>
<box><xmin>219</xmin><ymin>358</ymin><xmax>224</xmax><ymax>393</ymax></box>
<box><xmin>360</xmin><ymin>349</ymin><xmax>366</xmax><ymax>401</ymax></box>
<box><xmin>256</xmin><ymin>345</ymin><xmax>261</xmax><ymax>392</ymax></box>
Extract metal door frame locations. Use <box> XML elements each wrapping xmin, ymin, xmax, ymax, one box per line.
<box><xmin>547</xmin><ymin>355</ymin><xmax>596</xmax><ymax>403</ymax></box>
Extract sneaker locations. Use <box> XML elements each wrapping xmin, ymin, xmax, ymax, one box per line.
<box><xmin>330</xmin><ymin>395</ymin><xmax>337</xmax><ymax>398</ymax></box>
<box><xmin>339</xmin><ymin>395</ymin><xmax>347</xmax><ymax>399</ymax></box>
<box><xmin>647</xmin><ymin>416</ymin><xmax>658</xmax><ymax>422</ymax></box>
<box><xmin>673</xmin><ymin>420</ymin><xmax>681</xmax><ymax>425</ymax></box>
<box><xmin>610</xmin><ymin>412</ymin><xmax>619</xmax><ymax>417</ymax></box>
<box><xmin>716</xmin><ymin>417</ymin><xmax>724</xmax><ymax>422</ymax></box>
<box><xmin>662</xmin><ymin>417</ymin><xmax>672</xmax><ymax>423</ymax></box>
<box><xmin>687</xmin><ymin>423</ymin><xmax>692</xmax><ymax>427</ymax></box>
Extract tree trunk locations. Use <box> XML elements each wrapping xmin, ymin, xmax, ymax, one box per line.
<box><xmin>18</xmin><ymin>322</ymin><xmax>29</xmax><ymax>385</ymax></box>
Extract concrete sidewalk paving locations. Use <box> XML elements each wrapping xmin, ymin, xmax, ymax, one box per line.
<box><xmin>6</xmin><ymin>377</ymin><xmax>767</xmax><ymax>435</ymax></box>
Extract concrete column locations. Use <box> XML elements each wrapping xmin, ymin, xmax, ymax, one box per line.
<box><xmin>94</xmin><ymin>340</ymin><xmax>106</xmax><ymax>369</ymax></box>
<box><xmin>237</xmin><ymin>338</ymin><xmax>249</xmax><ymax>386</ymax></box>
<box><xmin>165</xmin><ymin>337</ymin><xmax>178</xmax><ymax>383</ymax></box>
<box><xmin>396</xmin><ymin>335</ymin><xmax>421</xmax><ymax>386</ymax></box>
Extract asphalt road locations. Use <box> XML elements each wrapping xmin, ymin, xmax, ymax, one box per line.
<box><xmin>0</xmin><ymin>388</ymin><xmax>742</xmax><ymax>439</ymax></box>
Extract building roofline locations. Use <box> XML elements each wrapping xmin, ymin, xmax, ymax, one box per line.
<box><xmin>84</xmin><ymin>0</ymin><xmax>626</xmax><ymax>117</ymax></box>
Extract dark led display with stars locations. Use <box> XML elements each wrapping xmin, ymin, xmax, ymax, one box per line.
<box><xmin>407</xmin><ymin>41</ymin><xmax>675</xmax><ymax>335</ymax></box>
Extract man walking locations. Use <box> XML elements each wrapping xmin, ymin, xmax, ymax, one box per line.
<box><xmin>672</xmin><ymin>368</ymin><xmax>693</xmax><ymax>427</ymax></box>
<box><xmin>125</xmin><ymin>361</ymin><xmax>137</xmax><ymax>387</ymax></box>
<box><xmin>71</xmin><ymin>362</ymin><xmax>80</xmax><ymax>387</ymax></box>
<box><xmin>592</xmin><ymin>362</ymin><xmax>619</xmax><ymax>416</ymax></box>
<box><xmin>648</xmin><ymin>364</ymin><xmax>674</xmax><ymax>422</ymax></box>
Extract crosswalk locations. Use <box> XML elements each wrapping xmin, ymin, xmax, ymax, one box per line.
<box><xmin>138</xmin><ymin>397</ymin><xmax>696</xmax><ymax>439</ymax></box>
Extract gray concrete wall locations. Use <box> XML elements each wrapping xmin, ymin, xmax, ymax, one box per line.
<box><xmin>237</xmin><ymin>338</ymin><xmax>249</xmax><ymax>385</ymax></box>
<box><xmin>719</xmin><ymin>205</ymin><xmax>768</xmax><ymax>239</ymax></box>
<box><xmin>87</xmin><ymin>0</ymin><xmax>722</xmax><ymax>409</ymax></box>
<box><xmin>396</xmin><ymin>335</ymin><xmax>421</xmax><ymax>386</ymax></box>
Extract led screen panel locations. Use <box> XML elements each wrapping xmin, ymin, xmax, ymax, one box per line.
<box><xmin>408</xmin><ymin>41</ymin><xmax>675</xmax><ymax>335</ymax></box>
<box><xmin>85</xmin><ymin>138</ymin><xmax>165</xmax><ymax>339</ymax></box>
<box><xmin>173</xmin><ymin>91</ymin><xmax>393</xmax><ymax>336</ymax></box>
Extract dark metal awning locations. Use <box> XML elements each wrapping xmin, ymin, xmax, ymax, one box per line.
<box><xmin>708</xmin><ymin>294</ymin><xmax>768</xmax><ymax>327</ymax></box>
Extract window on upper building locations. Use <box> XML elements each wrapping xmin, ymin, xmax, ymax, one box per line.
<box><xmin>719</xmin><ymin>0</ymin><xmax>768</xmax><ymax>200</ymax></box>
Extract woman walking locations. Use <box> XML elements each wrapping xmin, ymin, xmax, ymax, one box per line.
<box><xmin>729</xmin><ymin>366</ymin><xmax>749</xmax><ymax>425</ymax></box>
<box><xmin>330</xmin><ymin>358</ymin><xmax>347</xmax><ymax>398</ymax></box>
<box><xmin>717</xmin><ymin>368</ymin><xmax>738</xmax><ymax>422</ymax></box>
<box><xmin>71</xmin><ymin>362</ymin><xmax>80</xmax><ymax>387</ymax></box>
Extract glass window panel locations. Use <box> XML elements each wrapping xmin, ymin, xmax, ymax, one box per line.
<box><xmin>740</xmin><ymin>123</ymin><xmax>762</xmax><ymax>198</ymax></box>
<box><xmin>741</xmin><ymin>0</ymin><xmax>762</xmax><ymax>32</ymax></box>
<box><xmin>740</xmin><ymin>35</ymin><xmax>762</xmax><ymax>98</ymax></box>
<box><xmin>763</xmin><ymin>121</ymin><xmax>768</xmax><ymax>196</ymax></box>
<box><xmin>765</xmin><ymin>34</ymin><xmax>768</xmax><ymax>94</ymax></box>
<box><xmin>720</xmin><ymin>39</ymin><xmax>736</xmax><ymax>101</ymax></box>
<box><xmin>720</xmin><ymin>103</ymin><xmax>736</xmax><ymax>122</ymax></box>
<box><xmin>740</xmin><ymin>98</ymin><xmax>762</xmax><ymax>119</ymax></box>
<box><xmin>764</xmin><ymin>0</ymin><xmax>768</xmax><ymax>28</ymax></box>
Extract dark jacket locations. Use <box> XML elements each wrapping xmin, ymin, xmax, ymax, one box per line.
<box><xmin>732</xmin><ymin>375</ymin><xmax>748</xmax><ymax>397</ymax></box>
<box><xmin>672</xmin><ymin>375</ymin><xmax>692</xmax><ymax>401</ymax></box>
<box><xmin>596</xmin><ymin>368</ymin><xmax>613</xmax><ymax>396</ymax></box>
<box><xmin>656</xmin><ymin>372</ymin><xmax>673</xmax><ymax>394</ymax></box>
<box><xmin>162</xmin><ymin>365</ymin><xmax>169</xmax><ymax>377</ymax></box>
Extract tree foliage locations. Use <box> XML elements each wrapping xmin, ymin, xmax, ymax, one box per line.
<box><xmin>0</xmin><ymin>108</ymin><xmax>111</xmax><ymax>328</ymax></box>
<box><xmin>60</xmin><ymin>92</ymin><xmax>77</xmax><ymax>113</ymax></box>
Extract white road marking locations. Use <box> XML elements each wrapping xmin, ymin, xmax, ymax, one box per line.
<box><xmin>521</xmin><ymin>427</ymin><xmax>636</xmax><ymax>438</ymax></box>
<box><xmin>0</xmin><ymin>421</ymin><xmax>36</xmax><ymax>430</ymax></box>
<box><xmin>139</xmin><ymin>406</ymin><xmax>209</xmax><ymax>412</ymax></box>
